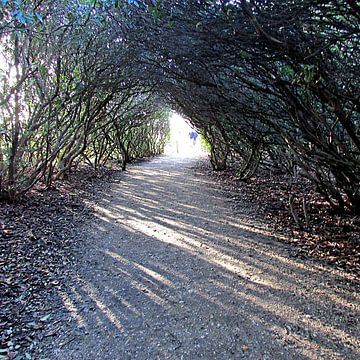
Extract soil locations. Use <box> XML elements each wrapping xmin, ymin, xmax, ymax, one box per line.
<box><xmin>1</xmin><ymin>155</ymin><xmax>359</xmax><ymax>359</ymax></box>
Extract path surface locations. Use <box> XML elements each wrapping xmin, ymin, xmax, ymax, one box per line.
<box><xmin>48</xmin><ymin>156</ymin><xmax>359</xmax><ymax>359</ymax></box>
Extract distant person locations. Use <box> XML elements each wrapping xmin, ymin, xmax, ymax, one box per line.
<box><xmin>189</xmin><ymin>130</ymin><xmax>198</xmax><ymax>146</ymax></box>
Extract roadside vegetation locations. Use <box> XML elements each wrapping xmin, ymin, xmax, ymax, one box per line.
<box><xmin>1</xmin><ymin>0</ymin><xmax>359</xmax><ymax>214</ymax></box>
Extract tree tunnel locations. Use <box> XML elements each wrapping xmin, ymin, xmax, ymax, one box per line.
<box><xmin>0</xmin><ymin>0</ymin><xmax>359</xmax><ymax>213</ymax></box>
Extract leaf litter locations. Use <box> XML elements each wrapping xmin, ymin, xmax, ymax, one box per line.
<box><xmin>197</xmin><ymin>161</ymin><xmax>359</xmax><ymax>277</ymax></box>
<box><xmin>0</xmin><ymin>165</ymin><xmax>120</xmax><ymax>359</ymax></box>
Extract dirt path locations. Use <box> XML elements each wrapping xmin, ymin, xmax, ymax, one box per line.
<box><xmin>45</xmin><ymin>156</ymin><xmax>359</xmax><ymax>359</ymax></box>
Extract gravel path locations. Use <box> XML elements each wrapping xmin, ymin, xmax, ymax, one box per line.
<box><xmin>46</xmin><ymin>156</ymin><xmax>359</xmax><ymax>360</ymax></box>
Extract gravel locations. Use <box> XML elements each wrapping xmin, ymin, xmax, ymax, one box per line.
<box><xmin>39</xmin><ymin>155</ymin><xmax>359</xmax><ymax>360</ymax></box>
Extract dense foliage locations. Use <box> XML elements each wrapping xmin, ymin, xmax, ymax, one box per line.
<box><xmin>0</xmin><ymin>0</ymin><xmax>359</xmax><ymax>214</ymax></box>
<box><xmin>0</xmin><ymin>0</ymin><xmax>169</xmax><ymax>200</ymax></box>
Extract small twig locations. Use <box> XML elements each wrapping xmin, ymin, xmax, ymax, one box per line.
<box><xmin>289</xmin><ymin>194</ymin><xmax>301</xmax><ymax>230</ymax></box>
<box><xmin>60</xmin><ymin>335</ymin><xmax>78</xmax><ymax>348</ymax></box>
<box><xmin>302</xmin><ymin>195</ymin><xmax>309</xmax><ymax>230</ymax></box>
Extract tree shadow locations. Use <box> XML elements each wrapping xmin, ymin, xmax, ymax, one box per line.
<box><xmin>49</xmin><ymin>157</ymin><xmax>359</xmax><ymax>359</ymax></box>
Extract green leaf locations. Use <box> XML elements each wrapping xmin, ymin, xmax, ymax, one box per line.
<box><xmin>34</xmin><ymin>13</ymin><xmax>43</xmax><ymax>23</ymax></box>
<box><xmin>66</xmin><ymin>12</ymin><xmax>74</xmax><ymax>22</ymax></box>
<box><xmin>12</xmin><ymin>9</ymin><xmax>26</xmax><ymax>24</ymax></box>
<box><xmin>281</xmin><ymin>65</ymin><xmax>295</xmax><ymax>77</ymax></box>
<box><xmin>239</xmin><ymin>50</ymin><xmax>252</xmax><ymax>60</ymax></box>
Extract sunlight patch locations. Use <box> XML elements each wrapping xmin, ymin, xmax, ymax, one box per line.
<box><xmin>164</xmin><ymin>112</ymin><xmax>205</xmax><ymax>157</ymax></box>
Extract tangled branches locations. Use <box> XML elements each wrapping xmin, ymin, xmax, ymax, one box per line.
<box><xmin>0</xmin><ymin>0</ymin><xmax>359</xmax><ymax>213</ymax></box>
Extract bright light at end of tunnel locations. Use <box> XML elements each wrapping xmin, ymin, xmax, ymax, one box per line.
<box><xmin>164</xmin><ymin>112</ymin><xmax>207</xmax><ymax>157</ymax></box>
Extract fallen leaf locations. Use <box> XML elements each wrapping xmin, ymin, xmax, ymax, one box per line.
<box><xmin>40</xmin><ymin>314</ymin><xmax>51</xmax><ymax>322</ymax></box>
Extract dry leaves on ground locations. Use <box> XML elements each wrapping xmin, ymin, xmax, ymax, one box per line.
<box><xmin>0</xmin><ymin>165</ymin><xmax>120</xmax><ymax>360</ymax></box>
<box><xmin>197</xmin><ymin>162</ymin><xmax>359</xmax><ymax>277</ymax></box>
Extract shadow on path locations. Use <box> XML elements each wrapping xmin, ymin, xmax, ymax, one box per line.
<box><xmin>48</xmin><ymin>156</ymin><xmax>359</xmax><ymax>360</ymax></box>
